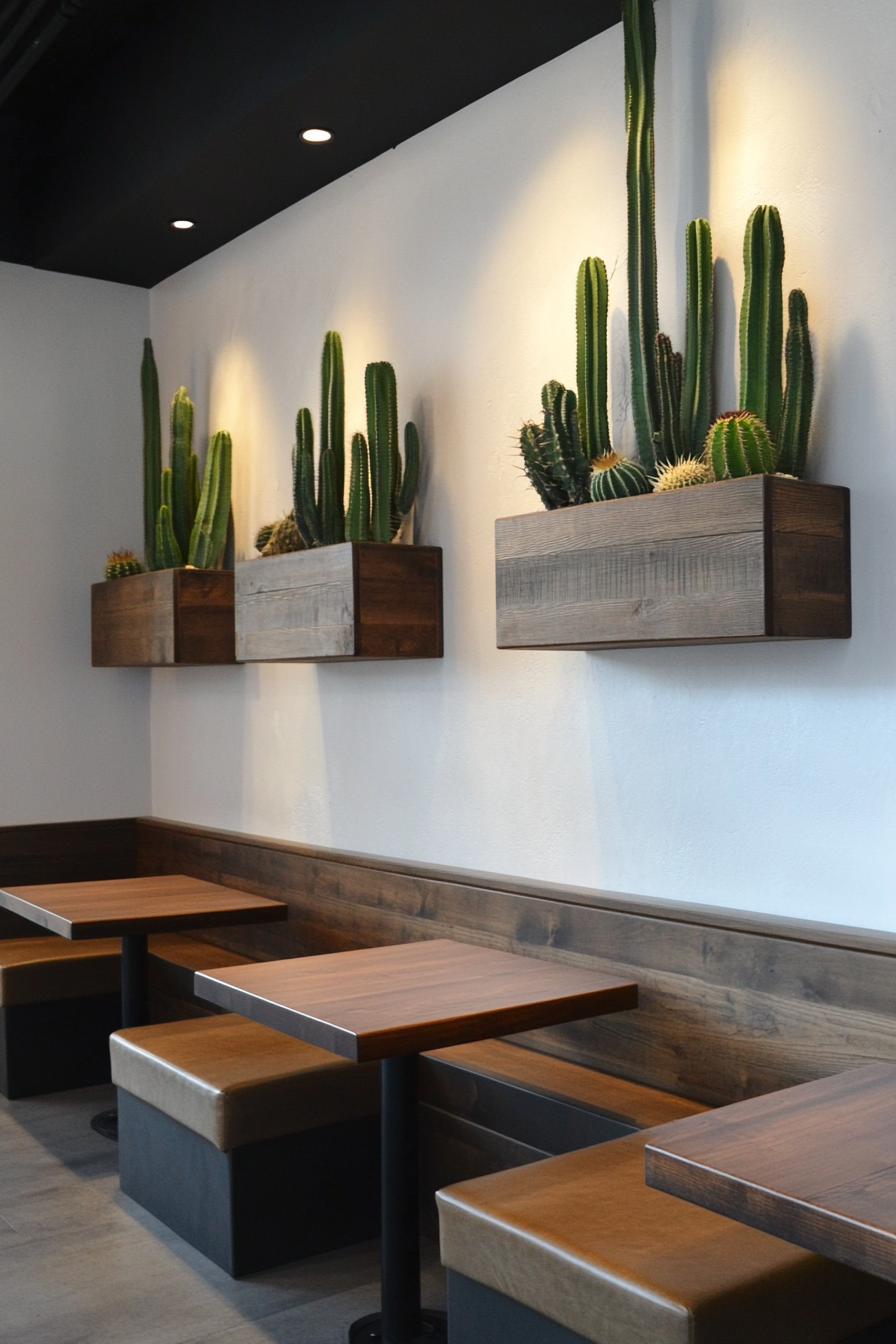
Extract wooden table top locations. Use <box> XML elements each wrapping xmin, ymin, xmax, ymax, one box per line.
<box><xmin>194</xmin><ymin>937</ymin><xmax>638</xmax><ymax>1061</ymax></box>
<box><xmin>0</xmin><ymin>875</ymin><xmax>287</xmax><ymax>940</ymax></box>
<box><xmin>645</xmin><ymin>1062</ymin><xmax>896</xmax><ymax>1284</ymax></box>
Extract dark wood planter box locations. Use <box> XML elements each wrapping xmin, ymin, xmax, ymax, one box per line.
<box><xmin>235</xmin><ymin>541</ymin><xmax>443</xmax><ymax>662</ymax></box>
<box><xmin>91</xmin><ymin>569</ymin><xmax>236</xmax><ymax>667</ymax></box>
<box><xmin>495</xmin><ymin>475</ymin><xmax>850</xmax><ymax>650</ymax></box>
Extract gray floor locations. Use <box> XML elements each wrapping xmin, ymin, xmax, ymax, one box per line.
<box><xmin>0</xmin><ymin>1084</ymin><xmax>446</xmax><ymax>1344</ymax></box>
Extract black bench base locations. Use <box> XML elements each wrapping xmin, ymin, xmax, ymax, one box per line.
<box><xmin>446</xmin><ymin>1272</ymin><xmax>896</xmax><ymax>1344</ymax></box>
<box><xmin>118</xmin><ymin>1088</ymin><xmax>380</xmax><ymax>1276</ymax></box>
<box><xmin>0</xmin><ymin>993</ymin><xmax>121</xmax><ymax>1099</ymax></box>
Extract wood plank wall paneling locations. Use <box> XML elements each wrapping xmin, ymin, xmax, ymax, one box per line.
<box><xmin>0</xmin><ymin>818</ymin><xmax>140</xmax><ymax>937</ymax></box>
<box><xmin>136</xmin><ymin>818</ymin><xmax>896</xmax><ymax>1108</ymax></box>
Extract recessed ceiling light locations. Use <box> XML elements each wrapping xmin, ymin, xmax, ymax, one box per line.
<box><xmin>171</xmin><ymin>219</ymin><xmax>195</xmax><ymax>230</ymax></box>
<box><xmin>301</xmin><ymin>127</ymin><xmax>332</xmax><ymax>143</ymax></box>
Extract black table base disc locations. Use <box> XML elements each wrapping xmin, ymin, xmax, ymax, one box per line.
<box><xmin>349</xmin><ymin>1310</ymin><xmax>447</xmax><ymax>1343</ymax></box>
<box><xmin>90</xmin><ymin>1109</ymin><xmax>119</xmax><ymax>1141</ymax></box>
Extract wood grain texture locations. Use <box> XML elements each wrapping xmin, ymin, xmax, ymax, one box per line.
<box><xmin>194</xmin><ymin>939</ymin><xmax>637</xmax><ymax>1061</ymax></box>
<box><xmin>91</xmin><ymin>569</ymin><xmax>236</xmax><ymax>667</ymax></box>
<box><xmin>0</xmin><ymin>874</ymin><xmax>286</xmax><ymax>939</ymax></box>
<box><xmin>645</xmin><ymin>1063</ymin><xmax>896</xmax><ymax>1284</ymax></box>
<box><xmin>235</xmin><ymin>542</ymin><xmax>443</xmax><ymax>662</ymax></box>
<box><xmin>138</xmin><ymin>818</ymin><xmax>896</xmax><ymax>1107</ymax></box>
<box><xmin>495</xmin><ymin>476</ymin><xmax>850</xmax><ymax>649</ymax></box>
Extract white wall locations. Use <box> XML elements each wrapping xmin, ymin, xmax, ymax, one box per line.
<box><xmin>0</xmin><ymin>262</ymin><xmax>151</xmax><ymax>824</ymax></box>
<box><xmin>149</xmin><ymin>0</ymin><xmax>896</xmax><ymax>930</ymax></box>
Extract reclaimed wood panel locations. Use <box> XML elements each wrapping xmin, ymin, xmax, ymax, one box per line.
<box><xmin>235</xmin><ymin>542</ymin><xmax>443</xmax><ymax>662</ymax></box>
<box><xmin>91</xmin><ymin>570</ymin><xmax>235</xmax><ymax>666</ymax></box>
<box><xmin>645</xmin><ymin>1063</ymin><xmax>896</xmax><ymax>1284</ymax></box>
<box><xmin>137</xmin><ymin>818</ymin><xmax>896</xmax><ymax>1108</ymax></box>
<box><xmin>495</xmin><ymin>476</ymin><xmax>850</xmax><ymax>649</ymax></box>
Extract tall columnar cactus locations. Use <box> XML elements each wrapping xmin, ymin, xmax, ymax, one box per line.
<box><xmin>188</xmin><ymin>431</ymin><xmax>233</xmax><ymax>568</ymax></box>
<box><xmin>576</xmin><ymin>257</ymin><xmax>612</xmax><ymax>461</ymax></box>
<box><xmin>366</xmin><ymin>360</ymin><xmax>398</xmax><ymax>543</ymax></box>
<box><xmin>141</xmin><ymin>338</ymin><xmax>162</xmax><ymax>571</ymax></box>
<box><xmin>739</xmin><ymin>205</ymin><xmax>785</xmax><ymax>442</ymax></box>
<box><xmin>680</xmin><ymin>218</ymin><xmax>714</xmax><ymax>458</ymax></box>
<box><xmin>293</xmin><ymin>332</ymin><xmax>346</xmax><ymax>547</ymax></box>
<box><xmin>654</xmin><ymin>333</ymin><xmax>683</xmax><ymax>465</ymax></box>
<box><xmin>624</xmin><ymin>0</ymin><xmax>661</xmax><ymax>474</ymax></box>
<box><xmin>345</xmin><ymin>432</ymin><xmax>372</xmax><ymax>542</ymax></box>
<box><xmin>156</xmin><ymin>468</ymin><xmax>183</xmax><ymax>568</ymax></box>
<box><xmin>169</xmin><ymin>386</ymin><xmax>199</xmax><ymax>559</ymax></box>
<box><xmin>777</xmin><ymin>289</ymin><xmax>814</xmax><ymax>478</ymax></box>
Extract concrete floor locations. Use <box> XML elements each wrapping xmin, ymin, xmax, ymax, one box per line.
<box><xmin>0</xmin><ymin>1084</ymin><xmax>446</xmax><ymax>1344</ymax></box>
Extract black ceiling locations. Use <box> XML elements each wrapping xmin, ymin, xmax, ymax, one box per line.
<box><xmin>0</xmin><ymin>0</ymin><xmax>621</xmax><ymax>289</ymax></box>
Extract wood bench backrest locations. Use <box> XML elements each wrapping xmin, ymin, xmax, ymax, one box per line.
<box><xmin>134</xmin><ymin>818</ymin><xmax>896</xmax><ymax>1108</ymax></box>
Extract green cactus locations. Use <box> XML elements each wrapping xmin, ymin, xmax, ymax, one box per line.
<box><xmin>169</xmin><ymin>386</ymin><xmax>198</xmax><ymax>559</ymax></box>
<box><xmin>624</xmin><ymin>0</ymin><xmax>661</xmax><ymax>474</ymax></box>
<box><xmin>293</xmin><ymin>332</ymin><xmax>347</xmax><ymax>547</ymax></box>
<box><xmin>188</xmin><ymin>431</ymin><xmax>232</xmax><ymax>568</ymax></box>
<box><xmin>292</xmin><ymin>407</ymin><xmax>321</xmax><ymax>548</ymax></box>
<box><xmin>345</xmin><ymin>432</ymin><xmax>372</xmax><ymax>542</ymax></box>
<box><xmin>739</xmin><ymin>205</ymin><xmax>785</xmax><ymax>442</ymax></box>
<box><xmin>141</xmin><ymin>338</ymin><xmax>162</xmax><ymax>571</ymax></box>
<box><xmin>576</xmin><ymin>257</ymin><xmax>612</xmax><ymax>460</ymax></box>
<box><xmin>365</xmin><ymin>361</ymin><xmax>397</xmax><ymax>543</ymax></box>
<box><xmin>590</xmin><ymin>452</ymin><xmax>652</xmax><ymax>502</ymax></box>
<box><xmin>777</xmin><ymin>289</ymin><xmax>814</xmax><ymax>478</ymax></box>
<box><xmin>105</xmin><ymin>550</ymin><xmax>145</xmax><ymax>580</ymax></box>
<box><xmin>704</xmin><ymin>411</ymin><xmax>776</xmax><ymax>480</ymax></box>
<box><xmin>654</xmin><ymin>333</ymin><xmax>683</xmax><ymax>465</ymax></box>
<box><xmin>397</xmin><ymin>422</ymin><xmax>421</xmax><ymax>518</ymax></box>
<box><xmin>519</xmin><ymin>382</ymin><xmax>592</xmax><ymax>509</ymax></box>
<box><xmin>680</xmin><ymin>219</ymin><xmax>714</xmax><ymax>458</ymax></box>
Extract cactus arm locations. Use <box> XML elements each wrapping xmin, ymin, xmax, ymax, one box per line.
<box><xmin>155</xmin><ymin>476</ymin><xmax>184</xmax><ymax>568</ymax></box>
<box><xmin>169</xmin><ymin>386</ymin><xmax>195</xmax><ymax>558</ymax></box>
<box><xmin>396</xmin><ymin>421</ymin><xmax>420</xmax><ymax>517</ymax></box>
<box><xmin>366</xmin><ymin>362</ymin><xmax>394</xmax><ymax>543</ymax></box>
<box><xmin>519</xmin><ymin>423</ymin><xmax>566</xmax><ymax>509</ymax></box>
<box><xmin>576</xmin><ymin>257</ymin><xmax>612</xmax><ymax>460</ymax></box>
<box><xmin>141</xmin><ymin>338</ymin><xmax>162</xmax><ymax>571</ymax></box>
<box><xmin>188</xmin><ymin>431</ymin><xmax>233</xmax><ymax>568</ymax></box>
<box><xmin>345</xmin><ymin>432</ymin><xmax>371</xmax><ymax>541</ymax></box>
<box><xmin>292</xmin><ymin>407</ymin><xmax>321</xmax><ymax>548</ymax></box>
<box><xmin>654</xmin><ymin>334</ymin><xmax>683</xmax><ymax>465</ymax></box>
<box><xmin>680</xmin><ymin>219</ymin><xmax>714</xmax><ymax>457</ymax></box>
<box><xmin>739</xmin><ymin>205</ymin><xmax>785</xmax><ymax>439</ymax></box>
<box><xmin>778</xmin><ymin>289</ymin><xmax>814</xmax><ymax>477</ymax></box>
<box><xmin>624</xmin><ymin>0</ymin><xmax>661</xmax><ymax>474</ymax></box>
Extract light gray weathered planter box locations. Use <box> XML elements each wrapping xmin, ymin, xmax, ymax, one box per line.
<box><xmin>495</xmin><ymin>475</ymin><xmax>850</xmax><ymax>650</ymax></box>
<box><xmin>235</xmin><ymin>541</ymin><xmax>443</xmax><ymax>662</ymax></box>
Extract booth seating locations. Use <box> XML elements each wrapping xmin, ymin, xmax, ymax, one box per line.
<box><xmin>110</xmin><ymin>1013</ymin><xmax>381</xmax><ymax>1276</ymax></box>
<box><xmin>437</xmin><ymin>1132</ymin><xmax>896</xmax><ymax>1344</ymax></box>
<box><xmin>0</xmin><ymin>932</ymin><xmax>252</xmax><ymax>1098</ymax></box>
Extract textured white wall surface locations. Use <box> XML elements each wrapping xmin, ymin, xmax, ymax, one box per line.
<box><xmin>0</xmin><ymin>262</ymin><xmax>151</xmax><ymax>823</ymax></box>
<box><xmin>149</xmin><ymin>0</ymin><xmax>896</xmax><ymax>929</ymax></box>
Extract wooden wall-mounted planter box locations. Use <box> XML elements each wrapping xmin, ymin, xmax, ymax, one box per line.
<box><xmin>91</xmin><ymin>569</ymin><xmax>236</xmax><ymax>667</ymax></box>
<box><xmin>495</xmin><ymin>476</ymin><xmax>850</xmax><ymax>650</ymax></box>
<box><xmin>235</xmin><ymin>542</ymin><xmax>443</xmax><ymax>662</ymax></box>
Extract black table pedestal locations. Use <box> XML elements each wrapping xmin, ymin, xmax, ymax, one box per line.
<box><xmin>349</xmin><ymin>1054</ymin><xmax>447</xmax><ymax>1344</ymax></box>
<box><xmin>91</xmin><ymin>934</ymin><xmax>149</xmax><ymax>1141</ymax></box>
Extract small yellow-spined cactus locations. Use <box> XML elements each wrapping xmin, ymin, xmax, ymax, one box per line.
<box><xmin>105</xmin><ymin>550</ymin><xmax>145</xmax><ymax>580</ymax></box>
<box><xmin>652</xmin><ymin>457</ymin><xmax>713</xmax><ymax>492</ymax></box>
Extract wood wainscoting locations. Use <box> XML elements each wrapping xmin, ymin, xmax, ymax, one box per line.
<box><xmin>135</xmin><ymin>818</ymin><xmax>896</xmax><ymax>1109</ymax></box>
<box><xmin>0</xmin><ymin>819</ymin><xmax>139</xmax><ymax>938</ymax></box>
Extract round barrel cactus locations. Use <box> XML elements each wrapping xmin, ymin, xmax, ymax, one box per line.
<box><xmin>105</xmin><ymin>550</ymin><xmax>145</xmax><ymax>580</ymax></box>
<box><xmin>590</xmin><ymin>452</ymin><xmax>652</xmax><ymax>502</ymax></box>
<box><xmin>653</xmin><ymin>457</ymin><xmax>713</xmax><ymax>492</ymax></box>
<box><xmin>704</xmin><ymin>411</ymin><xmax>775</xmax><ymax>480</ymax></box>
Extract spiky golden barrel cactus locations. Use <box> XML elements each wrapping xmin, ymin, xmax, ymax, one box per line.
<box><xmin>703</xmin><ymin>411</ymin><xmax>775</xmax><ymax>480</ymax></box>
<box><xmin>590</xmin><ymin>452</ymin><xmax>652</xmax><ymax>502</ymax></box>
<box><xmin>653</xmin><ymin>457</ymin><xmax>713</xmax><ymax>492</ymax></box>
<box><xmin>105</xmin><ymin>550</ymin><xmax>144</xmax><ymax>580</ymax></box>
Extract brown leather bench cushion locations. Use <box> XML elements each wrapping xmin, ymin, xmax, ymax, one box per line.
<box><xmin>0</xmin><ymin>936</ymin><xmax>120</xmax><ymax>1006</ymax></box>
<box><xmin>437</xmin><ymin>1132</ymin><xmax>896</xmax><ymax>1344</ymax></box>
<box><xmin>110</xmin><ymin>1013</ymin><xmax>380</xmax><ymax>1150</ymax></box>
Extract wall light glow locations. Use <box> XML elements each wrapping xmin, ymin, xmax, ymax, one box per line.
<box><xmin>301</xmin><ymin>128</ymin><xmax>332</xmax><ymax>144</ymax></box>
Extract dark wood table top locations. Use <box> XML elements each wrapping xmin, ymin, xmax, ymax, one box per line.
<box><xmin>645</xmin><ymin>1062</ymin><xmax>896</xmax><ymax>1284</ymax></box>
<box><xmin>0</xmin><ymin>875</ymin><xmax>287</xmax><ymax>939</ymax></box>
<box><xmin>194</xmin><ymin>937</ymin><xmax>638</xmax><ymax>1062</ymax></box>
